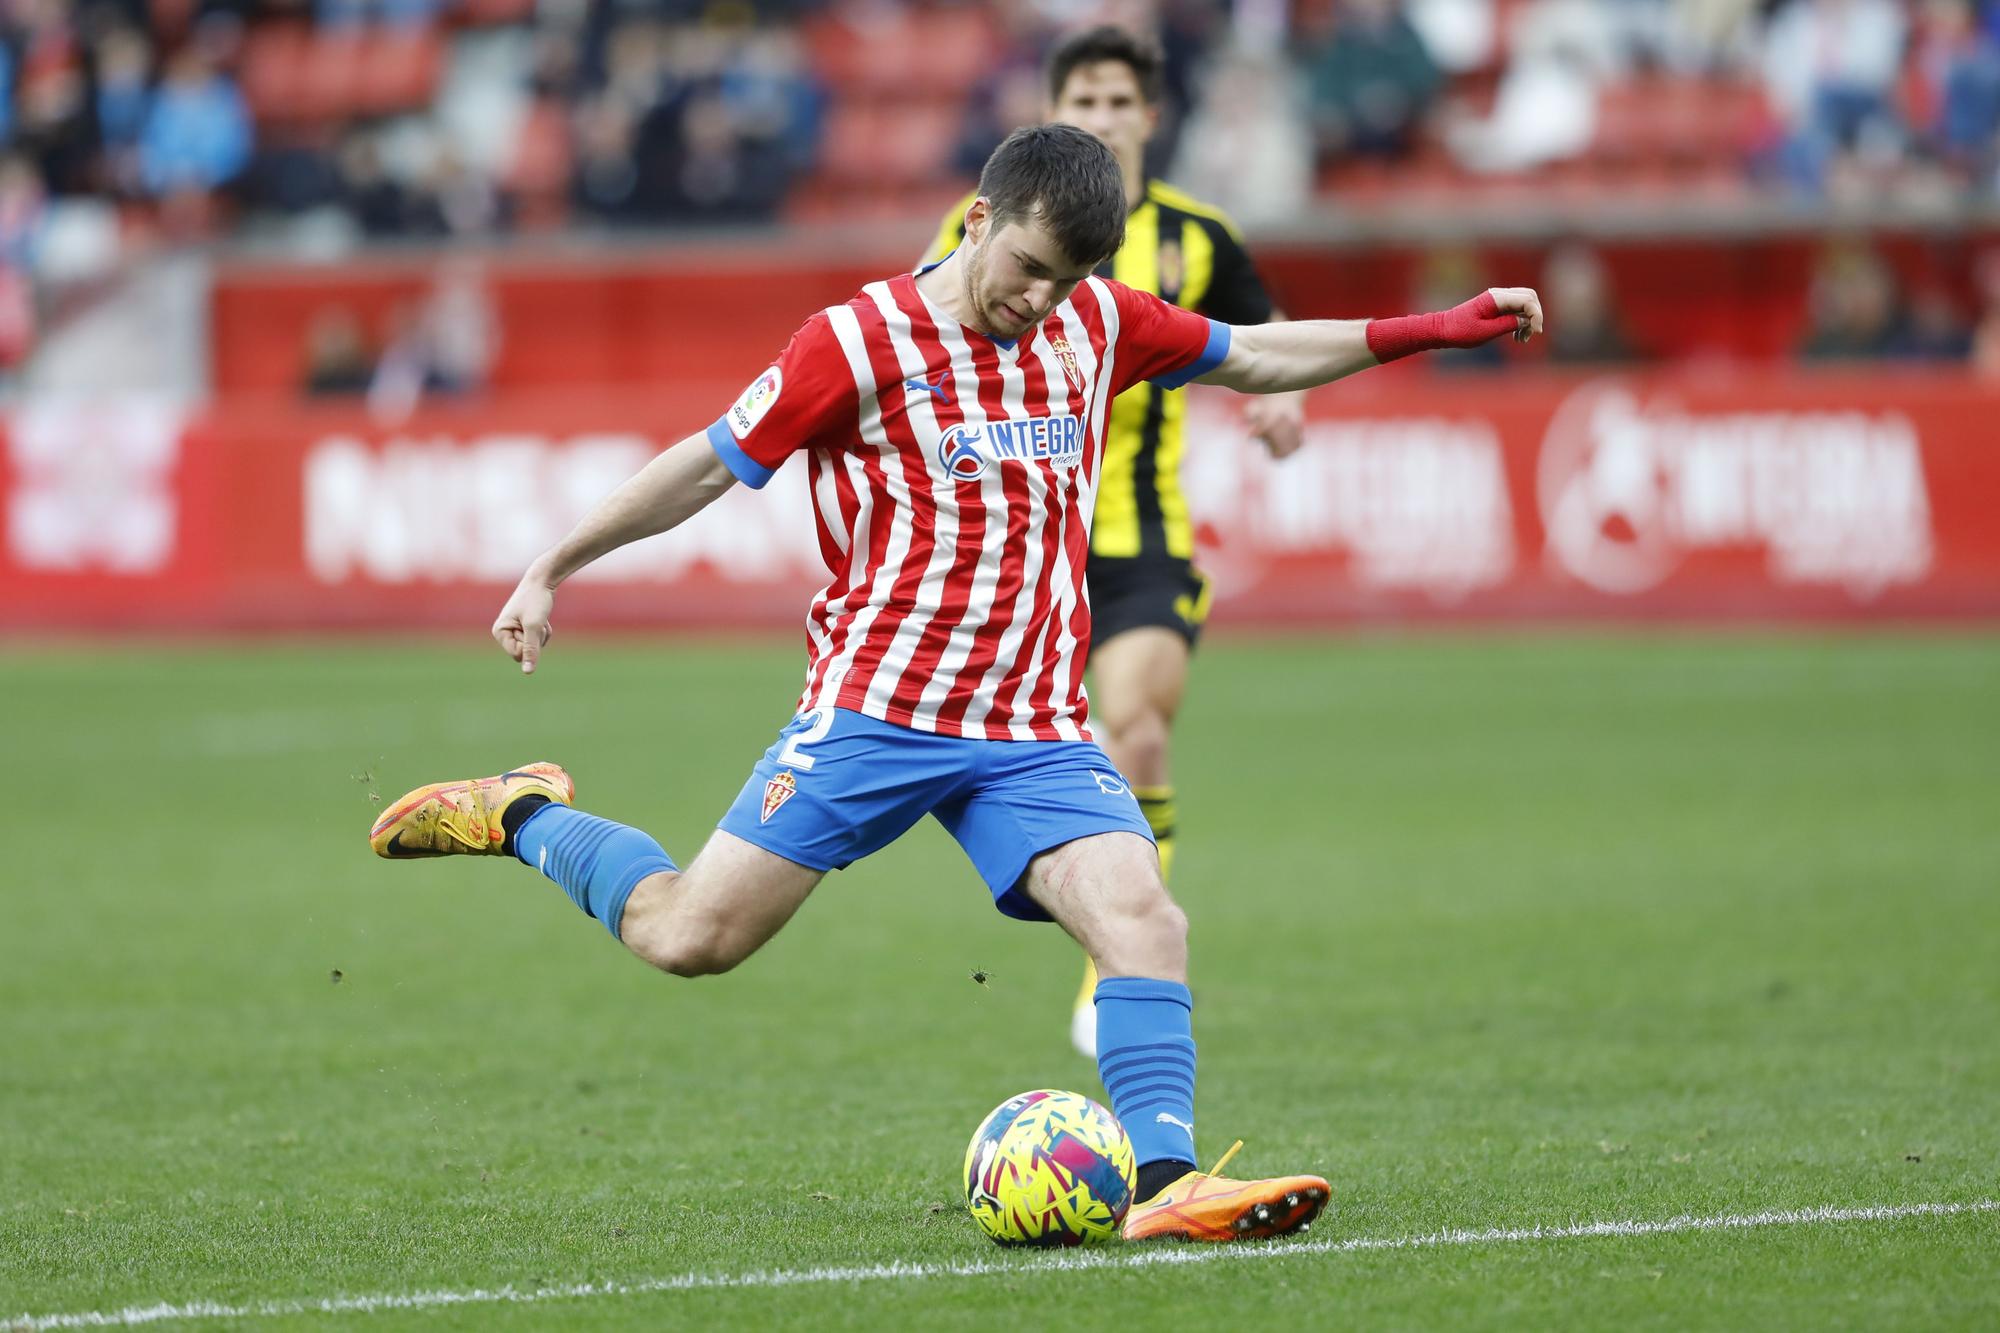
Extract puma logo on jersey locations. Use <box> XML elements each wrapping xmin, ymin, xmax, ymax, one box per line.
<box><xmin>1155</xmin><ymin>1112</ymin><xmax>1195</xmax><ymax>1135</ymax></box>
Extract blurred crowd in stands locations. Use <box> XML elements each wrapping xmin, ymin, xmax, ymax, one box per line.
<box><xmin>4</xmin><ymin>0</ymin><xmax>1999</xmax><ymax>242</ymax></box>
<box><xmin>3</xmin><ymin>0</ymin><xmax>2000</xmax><ymax>382</ymax></box>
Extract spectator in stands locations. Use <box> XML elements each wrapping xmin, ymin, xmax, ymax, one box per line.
<box><xmin>1402</xmin><ymin>0</ymin><xmax>1497</xmax><ymax>74</ymax></box>
<box><xmin>564</xmin><ymin>14</ymin><xmax>816</xmax><ymax>227</ymax></box>
<box><xmin>719</xmin><ymin>29</ymin><xmax>824</xmax><ymax>177</ymax></box>
<box><xmin>337</xmin><ymin>132</ymin><xmax>420</xmax><ymax>236</ymax></box>
<box><xmin>1542</xmin><ymin>242</ymin><xmax>1640</xmax><ymax>363</ymax></box>
<box><xmin>13</xmin><ymin>0</ymin><xmax>96</xmax><ymax>196</ymax></box>
<box><xmin>1896</xmin><ymin>280</ymin><xmax>1974</xmax><ymax>360</ymax></box>
<box><xmin>319</xmin><ymin>0</ymin><xmax>441</xmax><ymax>29</ymax></box>
<box><xmin>1761</xmin><ymin>0</ymin><xmax>1908</xmax><ymax>196</ymax></box>
<box><xmin>1300</xmin><ymin>0</ymin><xmax>1443</xmax><ymax>163</ymax></box>
<box><xmin>302</xmin><ymin>306</ymin><xmax>374</xmax><ymax>396</ymax></box>
<box><xmin>951</xmin><ymin>59</ymin><xmax>1044</xmax><ymax>179</ymax></box>
<box><xmin>1798</xmin><ymin>242</ymin><xmax>1905</xmax><ymax>360</ymax></box>
<box><xmin>367</xmin><ymin>299</ymin><xmax>431</xmax><ymax>419</ymax></box>
<box><xmin>599</xmin><ymin>16</ymin><xmax>671</xmax><ymax>116</ymax></box>
<box><xmin>1906</xmin><ymin>0</ymin><xmax>2000</xmax><ymax>189</ymax></box>
<box><xmin>363</xmin><ymin>263</ymin><xmax>497</xmax><ymax>415</ymax></box>
<box><xmin>1971</xmin><ymin>250</ymin><xmax>2000</xmax><ymax>376</ymax></box>
<box><xmin>1444</xmin><ymin>0</ymin><xmax>1609</xmax><ymax>173</ymax></box>
<box><xmin>571</xmin><ymin>95</ymin><xmax>647</xmax><ymax>223</ymax></box>
<box><xmin>1172</xmin><ymin>45</ymin><xmax>1313</xmax><ymax>227</ymax></box>
<box><xmin>1662</xmin><ymin>0</ymin><xmax>1762</xmax><ymax>72</ymax></box>
<box><xmin>93</xmin><ymin>27</ymin><xmax>152</xmax><ymax>196</ymax></box>
<box><xmin>138</xmin><ymin>46</ymin><xmax>252</xmax><ymax>199</ymax></box>
<box><xmin>421</xmin><ymin>259</ymin><xmax>498</xmax><ymax>393</ymax></box>
<box><xmin>0</xmin><ymin>152</ymin><xmax>47</xmax><ymax>270</ymax></box>
<box><xmin>0</xmin><ymin>153</ymin><xmax>39</xmax><ymax>367</ymax></box>
<box><xmin>658</xmin><ymin>86</ymin><xmax>790</xmax><ymax>222</ymax></box>
<box><xmin>424</xmin><ymin>146</ymin><xmax>503</xmax><ymax>237</ymax></box>
<box><xmin>1128</xmin><ymin>0</ymin><xmax>1221</xmax><ymax>174</ymax></box>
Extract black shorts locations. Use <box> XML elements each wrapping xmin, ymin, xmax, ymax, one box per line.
<box><xmin>1087</xmin><ymin>555</ymin><xmax>1213</xmax><ymax>653</ymax></box>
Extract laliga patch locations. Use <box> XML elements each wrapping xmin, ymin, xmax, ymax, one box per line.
<box><xmin>1049</xmin><ymin>336</ymin><xmax>1085</xmax><ymax>396</ymax></box>
<box><xmin>728</xmin><ymin>366</ymin><xmax>783</xmax><ymax>440</ymax></box>
<box><xmin>760</xmin><ymin>769</ymin><xmax>798</xmax><ymax>823</ymax></box>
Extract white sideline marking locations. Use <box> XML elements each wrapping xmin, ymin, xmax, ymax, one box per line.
<box><xmin>8</xmin><ymin>1199</ymin><xmax>1995</xmax><ymax>1330</ymax></box>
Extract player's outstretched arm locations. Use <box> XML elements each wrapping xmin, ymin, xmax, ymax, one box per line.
<box><xmin>1199</xmin><ymin>288</ymin><xmax>1544</xmax><ymax>394</ymax></box>
<box><xmin>493</xmin><ymin>432</ymin><xmax>739</xmax><ymax>674</ymax></box>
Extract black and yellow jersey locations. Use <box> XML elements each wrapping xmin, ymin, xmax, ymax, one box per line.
<box><xmin>924</xmin><ymin>179</ymin><xmax>1276</xmax><ymax>561</ymax></box>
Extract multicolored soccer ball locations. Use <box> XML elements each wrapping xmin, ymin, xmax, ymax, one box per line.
<box><xmin>963</xmin><ymin>1089</ymin><xmax>1137</xmax><ymax>1246</ymax></box>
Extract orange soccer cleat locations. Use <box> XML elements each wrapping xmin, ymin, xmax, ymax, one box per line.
<box><xmin>368</xmin><ymin>762</ymin><xmax>575</xmax><ymax>858</ymax></box>
<box><xmin>1121</xmin><ymin>1142</ymin><xmax>1331</xmax><ymax>1242</ymax></box>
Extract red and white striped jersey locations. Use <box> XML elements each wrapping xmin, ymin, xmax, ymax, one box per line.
<box><xmin>705</xmin><ymin>270</ymin><xmax>1228</xmax><ymax>742</ymax></box>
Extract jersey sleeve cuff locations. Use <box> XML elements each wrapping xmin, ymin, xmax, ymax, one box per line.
<box><xmin>1149</xmin><ymin>319</ymin><xmax>1231</xmax><ymax>390</ymax></box>
<box><xmin>706</xmin><ymin>418</ymin><xmax>777</xmax><ymax>489</ymax></box>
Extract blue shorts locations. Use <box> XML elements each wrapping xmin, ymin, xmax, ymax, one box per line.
<box><xmin>716</xmin><ymin>707</ymin><xmax>1154</xmax><ymax>921</ymax></box>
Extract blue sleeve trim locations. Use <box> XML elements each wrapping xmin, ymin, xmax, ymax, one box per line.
<box><xmin>706</xmin><ymin>418</ymin><xmax>777</xmax><ymax>489</ymax></box>
<box><xmin>1149</xmin><ymin>319</ymin><xmax>1231</xmax><ymax>390</ymax></box>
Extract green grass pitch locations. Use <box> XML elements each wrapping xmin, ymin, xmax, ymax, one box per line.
<box><xmin>3</xmin><ymin>631</ymin><xmax>1997</xmax><ymax>1330</ymax></box>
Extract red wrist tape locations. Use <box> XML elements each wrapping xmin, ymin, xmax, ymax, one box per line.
<box><xmin>1365</xmin><ymin>291</ymin><xmax>1518</xmax><ymax>363</ymax></box>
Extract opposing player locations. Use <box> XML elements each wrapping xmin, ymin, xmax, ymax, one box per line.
<box><xmin>927</xmin><ymin>27</ymin><xmax>1308</xmax><ymax>1056</ymax></box>
<box><xmin>369</xmin><ymin>124</ymin><xmax>1540</xmax><ymax>1242</ymax></box>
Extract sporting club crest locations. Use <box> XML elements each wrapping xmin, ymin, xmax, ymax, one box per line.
<box><xmin>760</xmin><ymin>769</ymin><xmax>798</xmax><ymax>822</ymax></box>
<box><xmin>1158</xmin><ymin>240</ymin><xmax>1184</xmax><ymax>300</ymax></box>
<box><xmin>1048</xmin><ymin>336</ymin><xmax>1085</xmax><ymax>396</ymax></box>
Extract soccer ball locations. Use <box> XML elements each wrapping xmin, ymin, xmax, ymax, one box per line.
<box><xmin>963</xmin><ymin>1089</ymin><xmax>1137</xmax><ymax>1246</ymax></box>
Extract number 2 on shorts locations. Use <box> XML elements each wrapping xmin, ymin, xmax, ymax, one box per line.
<box><xmin>777</xmin><ymin>707</ymin><xmax>835</xmax><ymax>771</ymax></box>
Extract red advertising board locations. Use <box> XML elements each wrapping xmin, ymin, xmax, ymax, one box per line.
<box><xmin>3</xmin><ymin>370</ymin><xmax>1996</xmax><ymax>632</ymax></box>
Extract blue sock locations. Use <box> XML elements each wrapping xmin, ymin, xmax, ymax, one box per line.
<box><xmin>511</xmin><ymin>804</ymin><xmax>676</xmax><ymax>939</ymax></box>
<box><xmin>1095</xmin><ymin>977</ymin><xmax>1197</xmax><ymax>1168</ymax></box>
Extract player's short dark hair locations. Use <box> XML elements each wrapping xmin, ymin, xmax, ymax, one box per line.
<box><xmin>977</xmin><ymin>123</ymin><xmax>1126</xmax><ymax>267</ymax></box>
<box><xmin>1047</xmin><ymin>24</ymin><xmax>1164</xmax><ymax>106</ymax></box>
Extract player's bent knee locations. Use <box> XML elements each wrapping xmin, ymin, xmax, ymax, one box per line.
<box><xmin>1104</xmin><ymin>708</ymin><xmax>1171</xmax><ymax>784</ymax></box>
<box><xmin>654</xmin><ymin>944</ymin><xmax>737</xmax><ymax>978</ymax></box>
<box><xmin>624</xmin><ymin>914</ymin><xmax>750</xmax><ymax>978</ymax></box>
<box><xmin>642</xmin><ymin>933</ymin><xmax>742</xmax><ymax>978</ymax></box>
<box><xmin>1096</xmin><ymin>892</ymin><xmax>1188</xmax><ymax>979</ymax></box>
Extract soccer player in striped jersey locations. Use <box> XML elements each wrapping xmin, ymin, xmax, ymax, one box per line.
<box><xmin>369</xmin><ymin>124</ymin><xmax>1541</xmax><ymax>1242</ymax></box>
<box><xmin>926</xmin><ymin>27</ymin><xmax>1308</xmax><ymax>1058</ymax></box>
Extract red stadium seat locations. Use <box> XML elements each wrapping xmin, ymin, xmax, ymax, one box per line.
<box><xmin>281</xmin><ymin>31</ymin><xmax>363</xmax><ymax>125</ymax></box>
<box><xmin>504</xmin><ymin>97</ymin><xmax>573</xmax><ymax>230</ymax></box>
<box><xmin>804</xmin><ymin>4</ymin><xmax>996</xmax><ymax>99</ymax></box>
<box><xmin>817</xmin><ymin>100</ymin><xmax>951</xmax><ymax>188</ymax></box>
<box><xmin>817</xmin><ymin>102</ymin><xmax>884</xmax><ymax>185</ymax></box>
<box><xmin>241</xmin><ymin>25</ymin><xmax>443</xmax><ymax>129</ymax></box>
<box><xmin>240</xmin><ymin>24</ymin><xmax>312</xmax><ymax>125</ymax></box>
<box><xmin>454</xmin><ymin>0</ymin><xmax>534</xmax><ymax>26</ymax></box>
<box><xmin>903</xmin><ymin>8</ymin><xmax>995</xmax><ymax>97</ymax></box>
<box><xmin>355</xmin><ymin>28</ymin><xmax>444</xmax><ymax>117</ymax></box>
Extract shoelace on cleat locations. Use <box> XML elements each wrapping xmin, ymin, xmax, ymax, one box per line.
<box><xmin>1206</xmin><ymin>1139</ymin><xmax>1244</xmax><ymax>1178</ymax></box>
<box><xmin>434</xmin><ymin>787</ymin><xmax>492</xmax><ymax>850</ymax></box>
